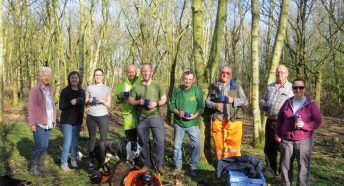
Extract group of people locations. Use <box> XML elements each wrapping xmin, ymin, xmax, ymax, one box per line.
<box><xmin>27</xmin><ymin>63</ymin><xmax>322</xmax><ymax>186</ymax></box>
<box><xmin>260</xmin><ymin>65</ymin><xmax>322</xmax><ymax>186</ymax></box>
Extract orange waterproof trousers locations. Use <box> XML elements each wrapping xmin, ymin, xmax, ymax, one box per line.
<box><xmin>211</xmin><ymin>118</ymin><xmax>242</xmax><ymax>159</ymax></box>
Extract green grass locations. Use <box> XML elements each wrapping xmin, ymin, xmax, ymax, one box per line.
<box><xmin>0</xmin><ymin>122</ymin><xmax>343</xmax><ymax>185</ymax></box>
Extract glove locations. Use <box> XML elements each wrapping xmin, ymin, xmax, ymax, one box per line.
<box><xmin>118</xmin><ymin>92</ymin><xmax>126</xmax><ymax>99</ymax></box>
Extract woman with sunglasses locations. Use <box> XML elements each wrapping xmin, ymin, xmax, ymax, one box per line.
<box><xmin>275</xmin><ymin>78</ymin><xmax>322</xmax><ymax>186</ymax></box>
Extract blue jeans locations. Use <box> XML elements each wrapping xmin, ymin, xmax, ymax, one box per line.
<box><xmin>32</xmin><ymin>125</ymin><xmax>51</xmax><ymax>157</ymax></box>
<box><xmin>173</xmin><ymin>124</ymin><xmax>201</xmax><ymax>170</ymax></box>
<box><xmin>61</xmin><ymin>124</ymin><xmax>81</xmax><ymax>164</ymax></box>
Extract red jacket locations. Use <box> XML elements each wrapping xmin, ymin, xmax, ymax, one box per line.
<box><xmin>275</xmin><ymin>96</ymin><xmax>322</xmax><ymax>141</ymax></box>
<box><xmin>28</xmin><ymin>82</ymin><xmax>56</xmax><ymax>127</ymax></box>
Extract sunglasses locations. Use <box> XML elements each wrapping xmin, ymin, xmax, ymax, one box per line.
<box><xmin>221</xmin><ymin>71</ymin><xmax>231</xmax><ymax>75</ymax></box>
<box><xmin>292</xmin><ymin>86</ymin><xmax>305</xmax><ymax>90</ymax></box>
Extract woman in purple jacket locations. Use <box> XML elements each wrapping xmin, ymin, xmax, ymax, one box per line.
<box><xmin>275</xmin><ymin>78</ymin><xmax>322</xmax><ymax>186</ymax></box>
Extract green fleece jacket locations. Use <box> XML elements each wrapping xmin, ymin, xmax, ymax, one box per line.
<box><xmin>168</xmin><ymin>84</ymin><xmax>205</xmax><ymax>127</ymax></box>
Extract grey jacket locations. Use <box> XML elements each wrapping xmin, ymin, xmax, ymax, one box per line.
<box><xmin>206</xmin><ymin>81</ymin><xmax>248</xmax><ymax>121</ymax></box>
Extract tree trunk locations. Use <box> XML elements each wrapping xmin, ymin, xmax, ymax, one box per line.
<box><xmin>192</xmin><ymin>0</ymin><xmax>211</xmax><ymax>163</ymax></box>
<box><xmin>0</xmin><ymin>0</ymin><xmax>3</xmax><ymax>122</ymax></box>
<box><xmin>205</xmin><ymin>0</ymin><xmax>228</xmax><ymax>83</ymax></box>
<box><xmin>79</xmin><ymin>0</ymin><xmax>86</xmax><ymax>79</ymax></box>
<box><xmin>87</xmin><ymin>0</ymin><xmax>95</xmax><ymax>85</ymax></box>
<box><xmin>251</xmin><ymin>0</ymin><xmax>262</xmax><ymax>145</ymax></box>
<box><xmin>52</xmin><ymin>0</ymin><xmax>62</xmax><ymax>100</ymax></box>
<box><xmin>315</xmin><ymin>67</ymin><xmax>323</xmax><ymax>107</ymax></box>
<box><xmin>267</xmin><ymin>0</ymin><xmax>290</xmax><ymax>84</ymax></box>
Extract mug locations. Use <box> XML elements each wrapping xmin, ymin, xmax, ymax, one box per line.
<box><xmin>144</xmin><ymin>99</ymin><xmax>150</xmax><ymax>106</ymax></box>
<box><xmin>91</xmin><ymin>97</ymin><xmax>97</xmax><ymax>105</ymax></box>
<box><xmin>184</xmin><ymin>112</ymin><xmax>191</xmax><ymax>118</ymax></box>
<box><xmin>219</xmin><ymin>96</ymin><xmax>226</xmax><ymax>103</ymax></box>
<box><xmin>76</xmin><ymin>97</ymin><xmax>84</xmax><ymax>105</ymax></box>
<box><xmin>124</xmin><ymin>92</ymin><xmax>130</xmax><ymax>97</ymax></box>
<box><xmin>295</xmin><ymin>114</ymin><xmax>302</xmax><ymax>128</ymax></box>
<box><xmin>263</xmin><ymin>104</ymin><xmax>269</xmax><ymax>112</ymax></box>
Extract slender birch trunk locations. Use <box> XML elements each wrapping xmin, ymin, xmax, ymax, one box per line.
<box><xmin>251</xmin><ymin>0</ymin><xmax>262</xmax><ymax>144</ymax></box>
<box><xmin>206</xmin><ymin>0</ymin><xmax>228</xmax><ymax>83</ymax></box>
<box><xmin>267</xmin><ymin>0</ymin><xmax>290</xmax><ymax>84</ymax></box>
<box><xmin>0</xmin><ymin>0</ymin><xmax>3</xmax><ymax>122</ymax></box>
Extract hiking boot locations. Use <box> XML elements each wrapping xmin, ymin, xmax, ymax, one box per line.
<box><xmin>190</xmin><ymin>169</ymin><xmax>197</xmax><ymax>177</ymax></box>
<box><xmin>172</xmin><ymin>166</ymin><xmax>182</xmax><ymax>176</ymax></box>
<box><xmin>71</xmin><ymin>160</ymin><xmax>78</xmax><ymax>169</ymax></box>
<box><xmin>29</xmin><ymin>155</ymin><xmax>43</xmax><ymax>177</ymax></box>
<box><xmin>87</xmin><ymin>163</ymin><xmax>95</xmax><ymax>172</ymax></box>
<box><xmin>60</xmin><ymin>164</ymin><xmax>71</xmax><ymax>171</ymax></box>
<box><xmin>141</xmin><ymin>165</ymin><xmax>150</xmax><ymax>171</ymax></box>
<box><xmin>156</xmin><ymin>166</ymin><xmax>165</xmax><ymax>175</ymax></box>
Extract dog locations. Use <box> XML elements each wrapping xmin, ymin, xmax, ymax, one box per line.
<box><xmin>90</xmin><ymin>139</ymin><xmax>141</xmax><ymax>169</ymax></box>
<box><xmin>0</xmin><ymin>175</ymin><xmax>32</xmax><ymax>186</ymax></box>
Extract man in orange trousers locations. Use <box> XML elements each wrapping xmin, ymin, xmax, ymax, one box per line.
<box><xmin>206</xmin><ymin>66</ymin><xmax>248</xmax><ymax>159</ymax></box>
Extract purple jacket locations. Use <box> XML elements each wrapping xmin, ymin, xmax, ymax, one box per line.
<box><xmin>275</xmin><ymin>96</ymin><xmax>322</xmax><ymax>141</ymax></box>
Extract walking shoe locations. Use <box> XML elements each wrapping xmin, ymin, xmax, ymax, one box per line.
<box><xmin>87</xmin><ymin>163</ymin><xmax>95</xmax><ymax>172</ymax></box>
<box><xmin>156</xmin><ymin>166</ymin><xmax>165</xmax><ymax>175</ymax></box>
<box><xmin>141</xmin><ymin>165</ymin><xmax>150</xmax><ymax>171</ymax></box>
<box><xmin>60</xmin><ymin>164</ymin><xmax>71</xmax><ymax>171</ymax></box>
<box><xmin>172</xmin><ymin>166</ymin><xmax>182</xmax><ymax>176</ymax></box>
<box><xmin>71</xmin><ymin>160</ymin><xmax>78</xmax><ymax>169</ymax></box>
<box><xmin>190</xmin><ymin>169</ymin><xmax>197</xmax><ymax>177</ymax></box>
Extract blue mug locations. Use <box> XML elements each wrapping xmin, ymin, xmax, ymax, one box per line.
<box><xmin>76</xmin><ymin>97</ymin><xmax>84</xmax><ymax>105</ymax></box>
<box><xmin>184</xmin><ymin>112</ymin><xmax>191</xmax><ymax>118</ymax></box>
<box><xmin>219</xmin><ymin>96</ymin><xmax>226</xmax><ymax>103</ymax></box>
<box><xmin>144</xmin><ymin>99</ymin><xmax>150</xmax><ymax>106</ymax></box>
<box><xmin>124</xmin><ymin>92</ymin><xmax>130</xmax><ymax>97</ymax></box>
<box><xmin>263</xmin><ymin>105</ymin><xmax>269</xmax><ymax>112</ymax></box>
<box><xmin>91</xmin><ymin>97</ymin><xmax>97</xmax><ymax>105</ymax></box>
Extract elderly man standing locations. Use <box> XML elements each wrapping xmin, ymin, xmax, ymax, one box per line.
<box><xmin>28</xmin><ymin>67</ymin><xmax>56</xmax><ymax>176</ymax></box>
<box><xmin>260</xmin><ymin>64</ymin><xmax>293</xmax><ymax>175</ymax></box>
<box><xmin>168</xmin><ymin>71</ymin><xmax>204</xmax><ymax>177</ymax></box>
<box><xmin>128</xmin><ymin>63</ymin><xmax>167</xmax><ymax>174</ymax></box>
<box><xmin>206</xmin><ymin>66</ymin><xmax>248</xmax><ymax>160</ymax></box>
<box><xmin>115</xmin><ymin>64</ymin><xmax>142</xmax><ymax>141</ymax></box>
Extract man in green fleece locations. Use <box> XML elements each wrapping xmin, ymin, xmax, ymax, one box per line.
<box><xmin>128</xmin><ymin>63</ymin><xmax>167</xmax><ymax>174</ymax></box>
<box><xmin>115</xmin><ymin>64</ymin><xmax>142</xmax><ymax>141</ymax></box>
<box><xmin>168</xmin><ymin>71</ymin><xmax>205</xmax><ymax>177</ymax></box>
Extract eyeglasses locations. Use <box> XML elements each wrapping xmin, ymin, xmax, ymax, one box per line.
<box><xmin>221</xmin><ymin>71</ymin><xmax>231</xmax><ymax>75</ymax></box>
<box><xmin>292</xmin><ymin>86</ymin><xmax>305</xmax><ymax>90</ymax></box>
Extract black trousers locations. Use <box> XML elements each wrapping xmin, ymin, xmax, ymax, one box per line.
<box><xmin>264</xmin><ymin>118</ymin><xmax>281</xmax><ymax>173</ymax></box>
<box><xmin>86</xmin><ymin>114</ymin><xmax>109</xmax><ymax>153</ymax></box>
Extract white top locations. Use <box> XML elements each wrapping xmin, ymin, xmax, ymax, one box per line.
<box><xmin>292</xmin><ymin>97</ymin><xmax>306</xmax><ymax>114</ymax></box>
<box><xmin>86</xmin><ymin>84</ymin><xmax>111</xmax><ymax>116</ymax></box>
<box><xmin>37</xmin><ymin>88</ymin><xmax>54</xmax><ymax>129</ymax></box>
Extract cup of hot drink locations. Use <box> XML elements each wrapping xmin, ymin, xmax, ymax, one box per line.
<box><xmin>184</xmin><ymin>112</ymin><xmax>191</xmax><ymax>118</ymax></box>
<box><xmin>76</xmin><ymin>97</ymin><xmax>84</xmax><ymax>105</ymax></box>
<box><xmin>263</xmin><ymin>104</ymin><xmax>269</xmax><ymax>112</ymax></box>
<box><xmin>91</xmin><ymin>97</ymin><xmax>97</xmax><ymax>105</ymax></box>
<box><xmin>219</xmin><ymin>96</ymin><xmax>226</xmax><ymax>103</ymax></box>
<box><xmin>124</xmin><ymin>92</ymin><xmax>130</xmax><ymax>98</ymax></box>
<box><xmin>295</xmin><ymin>114</ymin><xmax>302</xmax><ymax>128</ymax></box>
<box><xmin>144</xmin><ymin>99</ymin><xmax>150</xmax><ymax>106</ymax></box>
